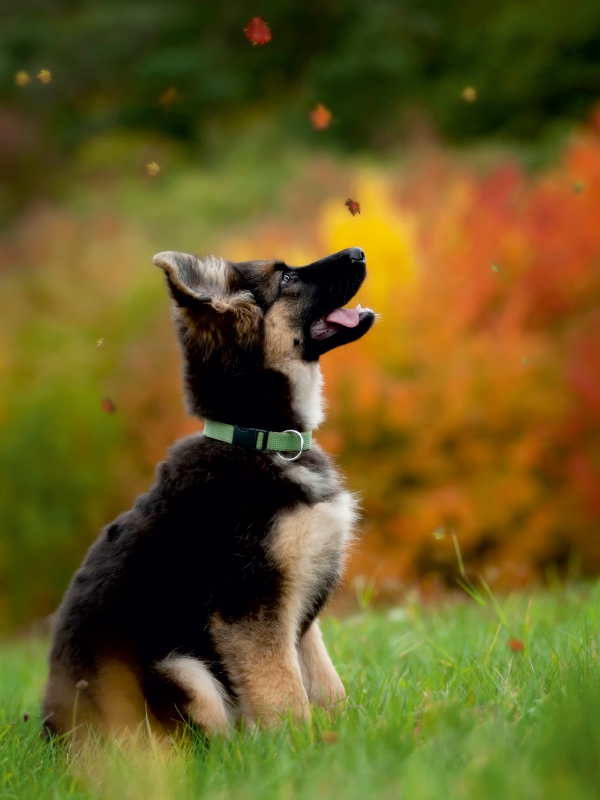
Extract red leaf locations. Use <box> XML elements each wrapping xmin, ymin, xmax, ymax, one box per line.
<box><xmin>309</xmin><ymin>103</ymin><xmax>332</xmax><ymax>131</ymax></box>
<box><xmin>244</xmin><ymin>17</ymin><xmax>272</xmax><ymax>46</ymax></box>
<box><xmin>101</xmin><ymin>397</ymin><xmax>117</xmax><ymax>414</ymax></box>
<box><xmin>345</xmin><ymin>198</ymin><xmax>361</xmax><ymax>216</ymax></box>
<box><xmin>508</xmin><ymin>638</ymin><xmax>524</xmax><ymax>652</ymax></box>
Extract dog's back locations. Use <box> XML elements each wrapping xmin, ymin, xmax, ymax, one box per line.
<box><xmin>44</xmin><ymin>247</ymin><xmax>375</xmax><ymax>738</ymax></box>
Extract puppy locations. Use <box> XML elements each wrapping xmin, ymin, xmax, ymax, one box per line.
<box><xmin>43</xmin><ymin>247</ymin><xmax>375</xmax><ymax>739</ymax></box>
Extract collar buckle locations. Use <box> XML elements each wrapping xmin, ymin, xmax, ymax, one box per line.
<box><xmin>232</xmin><ymin>425</ymin><xmax>268</xmax><ymax>450</ymax></box>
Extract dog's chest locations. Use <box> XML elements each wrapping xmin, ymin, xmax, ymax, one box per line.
<box><xmin>268</xmin><ymin>486</ymin><xmax>358</xmax><ymax>616</ymax></box>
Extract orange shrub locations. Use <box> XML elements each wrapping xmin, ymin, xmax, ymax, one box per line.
<box><xmin>229</xmin><ymin>129</ymin><xmax>600</xmax><ymax>589</ymax></box>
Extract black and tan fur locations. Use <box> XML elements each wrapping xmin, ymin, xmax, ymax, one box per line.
<box><xmin>43</xmin><ymin>247</ymin><xmax>376</xmax><ymax>740</ymax></box>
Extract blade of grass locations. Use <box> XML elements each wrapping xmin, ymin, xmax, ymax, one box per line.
<box><xmin>452</xmin><ymin>531</ymin><xmax>487</xmax><ymax>605</ymax></box>
<box><xmin>456</xmin><ymin>577</ymin><xmax>486</xmax><ymax>607</ymax></box>
<box><xmin>477</xmin><ymin>573</ymin><xmax>508</xmax><ymax>627</ymax></box>
<box><xmin>485</xmin><ymin>622</ymin><xmax>503</xmax><ymax>664</ymax></box>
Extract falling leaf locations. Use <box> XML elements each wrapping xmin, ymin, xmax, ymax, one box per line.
<box><xmin>22</xmin><ymin>713</ymin><xmax>29</xmax><ymax>723</ymax></box>
<box><xmin>491</xmin><ymin>263</ymin><xmax>500</xmax><ymax>272</ymax></box>
<box><xmin>96</xmin><ymin>337</ymin><xmax>105</xmax><ymax>348</ymax></box>
<box><xmin>508</xmin><ymin>638</ymin><xmax>524</xmax><ymax>652</ymax></box>
<box><xmin>146</xmin><ymin>162</ymin><xmax>160</xmax><ymax>177</ymax></box>
<box><xmin>159</xmin><ymin>87</ymin><xmax>180</xmax><ymax>109</ymax></box>
<box><xmin>75</xmin><ymin>679</ymin><xmax>89</xmax><ymax>691</ymax></box>
<box><xmin>101</xmin><ymin>397</ymin><xmax>116</xmax><ymax>414</ymax></box>
<box><xmin>321</xmin><ymin>731</ymin><xmax>339</xmax><ymax>744</ymax></box>
<box><xmin>572</xmin><ymin>180</ymin><xmax>584</xmax><ymax>194</ymax></box>
<box><xmin>244</xmin><ymin>17</ymin><xmax>272</xmax><ymax>46</ymax></box>
<box><xmin>36</xmin><ymin>70</ymin><xmax>52</xmax><ymax>84</ymax></box>
<box><xmin>461</xmin><ymin>86</ymin><xmax>477</xmax><ymax>102</ymax></box>
<box><xmin>15</xmin><ymin>71</ymin><xmax>31</xmax><ymax>87</ymax></box>
<box><xmin>432</xmin><ymin>526</ymin><xmax>445</xmax><ymax>540</ymax></box>
<box><xmin>345</xmin><ymin>198</ymin><xmax>361</xmax><ymax>216</ymax></box>
<box><xmin>309</xmin><ymin>103</ymin><xmax>333</xmax><ymax>131</ymax></box>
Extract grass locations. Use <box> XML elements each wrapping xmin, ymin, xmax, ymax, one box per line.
<box><xmin>2</xmin><ymin>584</ymin><xmax>600</xmax><ymax>800</ymax></box>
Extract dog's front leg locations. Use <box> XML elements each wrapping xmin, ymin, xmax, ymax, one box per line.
<box><xmin>298</xmin><ymin>620</ymin><xmax>346</xmax><ymax>709</ymax></box>
<box><xmin>210</xmin><ymin>614</ymin><xmax>310</xmax><ymax>726</ymax></box>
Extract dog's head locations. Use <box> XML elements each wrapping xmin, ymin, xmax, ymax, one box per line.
<box><xmin>154</xmin><ymin>248</ymin><xmax>376</xmax><ymax>431</ymax></box>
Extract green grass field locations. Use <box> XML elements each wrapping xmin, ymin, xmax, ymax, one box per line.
<box><xmin>2</xmin><ymin>584</ymin><xmax>600</xmax><ymax>800</ymax></box>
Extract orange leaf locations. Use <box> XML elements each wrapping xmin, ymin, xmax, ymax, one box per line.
<box><xmin>309</xmin><ymin>103</ymin><xmax>332</xmax><ymax>131</ymax></box>
<box><xmin>244</xmin><ymin>17</ymin><xmax>272</xmax><ymax>46</ymax></box>
<box><xmin>508</xmin><ymin>638</ymin><xmax>524</xmax><ymax>652</ymax></box>
<box><xmin>101</xmin><ymin>397</ymin><xmax>117</xmax><ymax>414</ymax></box>
<box><xmin>345</xmin><ymin>198</ymin><xmax>361</xmax><ymax>216</ymax></box>
<box><xmin>159</xmin><ymin>87</ymin><xmax>180</xmax><ymax>109</ymax></box>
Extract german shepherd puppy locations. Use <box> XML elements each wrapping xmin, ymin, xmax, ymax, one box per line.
<box><xmin>43</xmin><ymin>247</ymin><xmax>375</xmax><ymax>739</ymax></box>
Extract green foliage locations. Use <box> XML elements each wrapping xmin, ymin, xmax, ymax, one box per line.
<box><xmin>1</xmin><ymin>0</ymin><xmax>600</xmax><ymax>213</ymax></box>
<box><xmin>0</xmin><ymin>216</ymin><xmax>168</xmax><ymax>630</ymax></box>
<box><xmin>2</xmin><ymin>584</ymin><xmax>600</xmax><ymax>798</ymax></box>
<box><xmin>0</xmin><ymin>384</ymin><xmax>122</xmax><ymax>629</ymax></box>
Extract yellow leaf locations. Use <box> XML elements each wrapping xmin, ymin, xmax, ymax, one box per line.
<box><xmin>15</xmin><ymin>71</ymin><xmax>31</xmax><ymax>87</ymax></box>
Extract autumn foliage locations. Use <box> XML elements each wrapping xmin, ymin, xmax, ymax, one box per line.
<box><xmin>2</xmin><ymin>126</ymin><xmax>600</xmax><ymax>627</ymax></box>
<box><xmin>227</xmin><ymin>127</ymin><xmax>600</xmax><ymax>590</ymax></box>
<box><xmin>346</xmin><ymin>134</ymin><xmax>600</xmax><ymax>588</ymax></box>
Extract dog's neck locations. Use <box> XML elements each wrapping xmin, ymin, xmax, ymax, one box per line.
<box><xmin>276</xmin><ymin>360</ymin><xmax>324</xmax><ymax>431</ymax></box>
<box><xmin>183</xmin><ymin>359</ymin><xmax>324</xmax><ymax>433</ymax></box>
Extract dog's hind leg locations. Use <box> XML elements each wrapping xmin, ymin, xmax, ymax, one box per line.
<box><xmin>156</xmin><ymin>656</ymin><xmax>231</xmax><ymax>735</ymax></box>
<box><xmin>298</xmin><ymin>620</ymin><xmax>346</xmax><ymax>709</ymax></box>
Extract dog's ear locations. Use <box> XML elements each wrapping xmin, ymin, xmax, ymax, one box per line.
<box><xmin>153</xmin><ymin>251</ymin><xmax>231</xmax><ymax>307</ymax></box>
<box><xmin>153</xmin><ymin>251</ymin><xmax>262</xmax><ymax>358</ymax></box>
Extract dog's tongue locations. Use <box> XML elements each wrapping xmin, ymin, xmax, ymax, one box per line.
<box><xmin>324</xmin><ymin>307</ymin><xmax>360</xmax><ymax>328</ymax></box>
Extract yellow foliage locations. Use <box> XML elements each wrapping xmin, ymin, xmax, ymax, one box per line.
<box><xmin>321</xmin><ymin>174</ymin><xmax>417</xmax><ymax>313</ymax></box>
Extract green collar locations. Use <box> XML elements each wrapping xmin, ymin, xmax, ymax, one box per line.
<box><xmin>203</xmin><ymin>419</ymin><xmax>312</xmax><ymax>461</ymax></box>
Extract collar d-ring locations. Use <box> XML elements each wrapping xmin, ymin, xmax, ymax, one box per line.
<box><xmin>277</xmin><ymin>429</ymin><xmax>304</xmax><ymax>461</ymax></box>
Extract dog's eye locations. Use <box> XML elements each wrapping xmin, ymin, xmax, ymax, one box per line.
<box><xmin>281</xmin><ymin>273</ymin><xmax>297</xmax><ymax>285</ymax></box>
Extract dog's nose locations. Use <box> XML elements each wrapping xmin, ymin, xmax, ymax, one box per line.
<box><xmin>347</xmin><ymin>247</ymin><xmax>365</xmax><ymax>262</ymax></box>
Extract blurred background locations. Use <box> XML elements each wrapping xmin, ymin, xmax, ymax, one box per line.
<box><xmin>1</xmin><ymin>0</ymin><xmax>600</xmax><ymax>630</ymax></box>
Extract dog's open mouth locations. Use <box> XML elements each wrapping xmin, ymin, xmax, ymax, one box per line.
<box><xmin>310</xmin><ymin>304</ymin><xmax>374</xmax><ymax>340</ymax></box>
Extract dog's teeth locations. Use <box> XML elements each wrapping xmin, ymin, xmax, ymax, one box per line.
<box><xmin>356</xmin><ymin>304</ymin><xmax>362</xmax><ymax>311</ymax></box>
